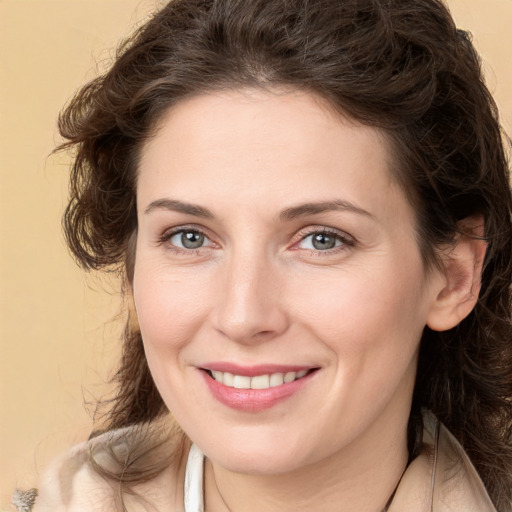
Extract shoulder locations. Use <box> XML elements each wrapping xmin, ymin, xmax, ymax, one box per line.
<box><xmin>432</xmin><ymin>415</ymin><xmax>497</xmax><ymax>512</ymax></box>
<box><xmin>389</xmin><ymin>410</ymin><xmax>497</xmax><ymax>512</ymax></box>
<box><xmin>34</xmin><ymin>423</ymin><xmax>188</xmax><ymax>512</ymax></box>
<box><xmin>34</xmin><ymin>433</ymin><xmax>117</xmax><ymax>512</ymax></box>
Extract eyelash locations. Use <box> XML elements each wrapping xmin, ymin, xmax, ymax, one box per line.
<box><xmin>158</xmin><ymin>226</ymin><xmax>355</xmax><ymax>256</ymax></box>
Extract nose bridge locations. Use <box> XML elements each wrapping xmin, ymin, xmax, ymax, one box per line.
<box><xmin>214</xmin><ymin>243</ymin><xmax>287</xmax><ymax>343</ymax></box>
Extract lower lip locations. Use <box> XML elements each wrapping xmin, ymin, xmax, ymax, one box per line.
<box><xmin>201</xmin><ymin>370</ymin><xmax>316</xmax><ymax>412</ymax></box>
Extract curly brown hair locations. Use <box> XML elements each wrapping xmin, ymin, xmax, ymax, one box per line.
<box><xmin>58</xmin><ymin>0</ymin><xmax>512</xmax><ymax>509</ymax></box>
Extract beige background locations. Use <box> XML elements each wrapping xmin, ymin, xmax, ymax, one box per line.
<box><xmin>0</xmin><ymin>0</ymin><xmax>511</xmax><ymax>508</ymax></box>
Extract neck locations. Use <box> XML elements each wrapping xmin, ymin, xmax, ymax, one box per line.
<box><xmin>203</xmin><ymin>417</ymin><xmax>409</xmax><ymax>512</ymax></box>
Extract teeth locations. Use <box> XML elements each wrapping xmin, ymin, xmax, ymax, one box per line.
<box><xmin>209</xmin><ymin>369</ymin><xmax>310</xmax><ymax>389</ymax></box>
<box><xmin>212</xmin><ymin>371</ymin><xmax>223</xmax><ymax>383</ymax></box>
<box><xmin>269</xmin><ymin>373</ymin><xmax>284</xmax><ymax>387</ymax></box>
<box><xmin>250</xmin><ymin>374</ymin><xmax>270</xmax><ymax>389</ymax></box>
<box><xmin>284</xmin><ymin>371</ymin><xmax>296</xmax><ymax>383</ymax></box>
<box><xmin>233</xmin><ymin>375</ymin><xmax>251</xmax><ymax>389</ymax></box>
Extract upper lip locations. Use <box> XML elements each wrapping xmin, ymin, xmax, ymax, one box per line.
<box><xmin>200</xmin><ymin>362</ymin><xmax>318</xmax><ymax>377</ymax></box>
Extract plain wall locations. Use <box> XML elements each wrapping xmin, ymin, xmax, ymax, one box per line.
<box><xmin>1</xmin><ymin>0</ymin><xmax>511</xmax><ymax>507</ymax></box>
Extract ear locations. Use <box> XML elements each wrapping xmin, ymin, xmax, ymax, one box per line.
<box><xmin>426</xmin><ymin>215</ymin><xmax>487</xmax><ymax>332</ymax></box>
<box><xmin>126</xmin><ymin>283</ymin><xmax>141</xmax><ymax>332</ymax></box>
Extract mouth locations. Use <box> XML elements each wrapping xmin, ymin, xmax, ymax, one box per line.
<box><xmin>204</xmin><ymin>368</ymin><xmax>316</xmax><ymax>390</ymax></box>
<box><xmin>199</xmin><ymin>363</ymin><xmax>320</xmax><ymax>411</ymax></box>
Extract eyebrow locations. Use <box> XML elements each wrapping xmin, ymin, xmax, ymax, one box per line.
<box><xmin>143</xmin><ymin>198</ymin><xmax>374</xmax><ymax>221</ymax></box>
<box><xmin>144</xmin><ymin>199</ymin><xmax>214</xmax><ymax>218</ymax></box>
<box><xmin>278</xmin><ymin>200</ymin><xmax>374</xmax><ymax>222</ymax></box>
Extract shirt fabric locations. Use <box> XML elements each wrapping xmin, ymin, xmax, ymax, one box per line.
<box><xmin>28</xmin><ymin>410</ymin><xmax>498</xmax><ymax>511</ymax></box>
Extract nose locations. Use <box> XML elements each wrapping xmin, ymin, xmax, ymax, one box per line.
<box><xmin>212</xmin><ymin>250</ymin><xmax>289</xmax><ymax>345</ymax></box>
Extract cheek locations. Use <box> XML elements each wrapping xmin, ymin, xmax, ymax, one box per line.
<box><xmin>291</xmin><ymin>257</ymin><xmax>429</xmax><ymax>357</ymax></box>
<box><xmin>132</xmin><ymin>263</ymin><xmax>215</xmax><ymax>412</ymax></box>
<box><xmin>132</xmin><ymin>262</ymin><xmax>212</xmax><ymax>356</ymax></box>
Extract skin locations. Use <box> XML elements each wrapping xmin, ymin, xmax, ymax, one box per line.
<box><xmin>132</xmin><ymin>88</ymin><xmax>478</xmax><ymax>511</ymax></box>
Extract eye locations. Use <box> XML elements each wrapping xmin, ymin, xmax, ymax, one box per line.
<box><xmin>166</xmin><ymin>229</ymin><xmax>214</xmax><ymax>250</ymax></box>
<box><xmin>297</xmin><ymin>230</ymin><xmax>352</xmax><ymax>251</ymax></box>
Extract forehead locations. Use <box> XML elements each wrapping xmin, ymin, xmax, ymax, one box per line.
<box><xmin>137</xmin><ymin>88</ymin><xmax>405</xmax><ymax>221</ymax></box>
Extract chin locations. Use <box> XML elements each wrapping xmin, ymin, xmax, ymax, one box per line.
<box><xmin>198</xmin><ymin>431</ymin><xmax>314</xmax><ymax>475</ymax></box>
<box><xmin>216</xmin><ymin>452</ymin><xmax>305</xmax><ymax>476</ymax></box>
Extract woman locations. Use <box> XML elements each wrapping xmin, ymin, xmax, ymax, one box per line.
<box><xmin>32</xmin><ymin>0</ymin><xmax>512</xmax><ymax>510</ymax></box>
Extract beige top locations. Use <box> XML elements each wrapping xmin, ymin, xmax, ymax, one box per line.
<box><xmin>30</xmin><ymin>411</ymin><xmax>497</xmax><ymax>512</ymax></box>
<box><xmin>388</xmin><ymin>411</ymin><xmax>497</xmax><ymax>512</ymax></box>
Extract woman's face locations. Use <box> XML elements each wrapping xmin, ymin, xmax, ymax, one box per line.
<box><xmin>133</xmin><ymin>89</ymin><xmax>444</xmax><ymax>474</ymax></box>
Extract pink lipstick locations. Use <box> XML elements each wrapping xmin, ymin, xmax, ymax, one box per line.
<box><xmin>199</xmin><ymin>363</ymin><xmax>318</xmax><ymax>412</ymax></box>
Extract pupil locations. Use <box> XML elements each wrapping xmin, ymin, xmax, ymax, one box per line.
<box><xmin>312</xmin><ymin>233</ymin><xmax>336</xmax><ymax>250</ymax></box>
<box><xmin>182</xmin><ymin>231</ymin><xmax>204</xmax><ymax>249</ymax></box>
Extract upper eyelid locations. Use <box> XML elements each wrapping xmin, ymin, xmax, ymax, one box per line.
<box><xmin>162</xmin><ymin>224</ymin><xmax>212</xmax><ymax>238</ymax></box>
<box><xmin>294</xmin><ymin>225</ymin><xmax>354</xmax><ymax>242</ymax></box>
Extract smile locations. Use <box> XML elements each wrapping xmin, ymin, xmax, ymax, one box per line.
<box><xmin>209</xmin><ymin>369</ymin><xmax>310</xmax><ymax>389</ymax></box>
<box><xmin>201</xmin><ymin>366</ymin><xmax>319</xmax><ymax>412</ymax></box>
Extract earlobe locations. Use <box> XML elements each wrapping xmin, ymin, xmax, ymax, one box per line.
<box><xmin>426</xmin><ymin>216</ymin><xmax>487</xmax><ymax>332</ymax></box>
